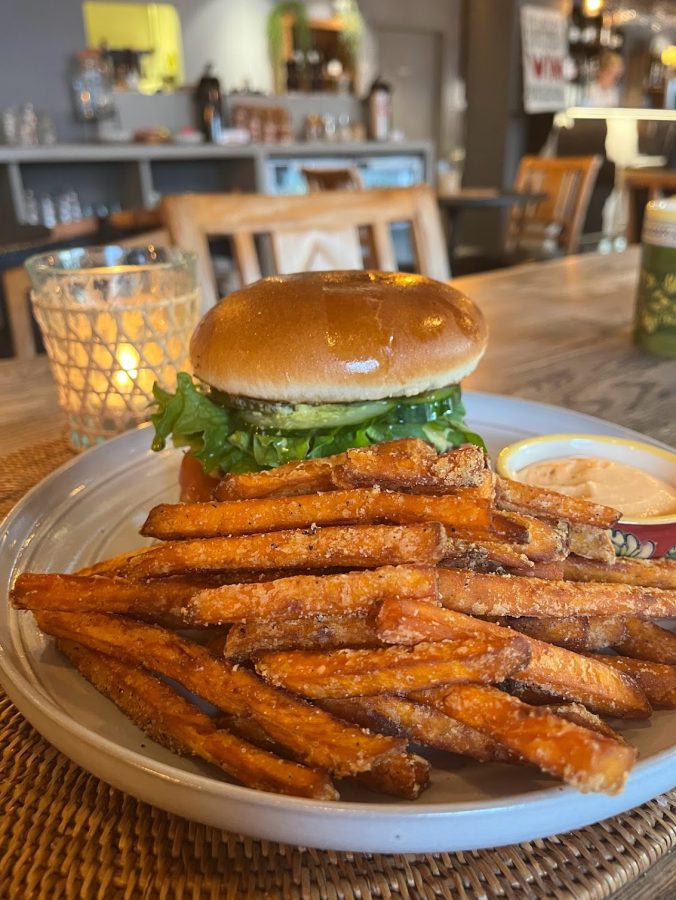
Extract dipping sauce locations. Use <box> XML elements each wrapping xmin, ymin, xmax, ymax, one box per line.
<box><xmin>517</xmin><ymin>456</ymin><xmax>676</xmax><ymax>519</ymax></box>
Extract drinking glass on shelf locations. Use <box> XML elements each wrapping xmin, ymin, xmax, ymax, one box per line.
<box><xmin>25</xmin><ymin>246</ymin><xmax>200</xmax><ymax>449</ymax></box>
<box><xmin>1</xmin><ymin>108</ymin><xmax>18</xmax><ymax>145</ymax></box>
<box><xmin>37</xmin><ymin>113</ymin><xmax>57</xmax><ymax>145</ymax></box>
<box><xmin>39</xmin><ymin>194</ymin><xmax>57</xmax><ymax>228</ymax></box>
<box><xmin>22</xmin><ymin>189</ymin><xmax>40</xmax><ymax>225</ymax></box>
<box><xmin>18</xmin><ymin>103</ymin><xmax>38</xmax><ymax>145</ymax></box>
<box><xmin>322</xmin><ymin>114</ymin><xmax>337</xmax><ymax>141</ymax></box>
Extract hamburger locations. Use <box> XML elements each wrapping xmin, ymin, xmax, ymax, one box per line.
<box><xmin>151</xmin><ymin>270</ymin><xmax>488</xmax><ymax>500</ymax></box>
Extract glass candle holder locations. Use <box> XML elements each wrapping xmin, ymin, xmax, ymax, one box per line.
<box><xmin>25</xmin><ymin>245</ymin><xmax>199</xmax><ymax>450</ymax></box>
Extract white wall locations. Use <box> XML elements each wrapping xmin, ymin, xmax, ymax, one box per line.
<box><xmin>176</xmin><ymin>0</ymin><xmax>274</xmax><ymax>93</ymax></box>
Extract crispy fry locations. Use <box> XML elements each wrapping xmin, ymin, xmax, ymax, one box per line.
<box><xmin>545</xmin><ymin>703</ymin><xmax>627</xmax><ymax>744</ymax></box>
<box><xmin>321</xmin><ymin>696</ymin><xmax>513</xmax><ymax>763</ymax></box>
<box><xmin>526</xmin><ymin>561</ymin><xmax>565</xmax><ymax>580</ymax></box>
<box><xmin>442</xmin><ymin>538</ymin><xmax>534</xmax><ymax>572</ymax></box>
<box><xmin>219</xmin><ymin>708</ymin><xmax>429</xmax><ymax>800</ymax></box>
<box><xmin>223</xmin><ymin>616</ymin><xmax>381</xmax><ymax>659</ymax></box>
<box><xmin>495</xmin><ymin>476</ymin><xmax>620</xmax><ymax>529</ymax></box>
<box><xmin>185</xmin><ymin>565</ymin><xmax>437</xmax><ymax>625</ymax></box>
<box><xmin>357</xmin><ymin>751</ymin><xmax>431</xmax><ymax>800</ymax></box>
<box><xmin>497</xmin><ymin>615</ymin><xmax>626</xmax><ymax>652</ymax></box>
<box><xmin>587</xmin><ymin>654</ymin><xmax>676</xmax><ymax>709</ymax></box>
<box><xmin>502</xmin><ymin>680</ymin><xmax>563</xmax><ymax>706</ymax></box>
<box><xmin>424</xmin><ymin>684</ymin><xmax>636</xmax><ymax>794</ymax></box>
<box><xmin>480</xmin><ymin>512</ymin><xmax>529</xmax><ymax>544</ymax></box>
<box><xmin>564</xmin><ymin>556</ymin><xmax>676</xmax><ymax>590</ymax></box>
<box><xmin>335</xmin><ymin>443</ymin><xmax>489</xmax><ymax>494</ymax></box>
<box><xmin>11</xmin><ymin>573</ymin><xmax>196</xmax><ymax>625</ymax></box>
<box><xmin>377</xmin><ymin>598</ymin><xmax>651</xmax><ymax>718</ymax></box>
<box><xmin>58</xmin><ymin>639</ymin><xmax>337</xmax><ymax>799</ymax></box>
<box><xmin>142</xmin><ymin>488</ymin><xmax>492</xmax><ymax>541</ymax></box>
<box><xmin>12</xmin><ymin>571</ymin><xmax>312</xmax><ymax>618</ymax></box>
<box><xmin>614</xmin><ymin>618</ymin><xmax>676</xmax><ymax>665</ymax></box>
<box><xmin>122</xmin><ymin>523</ymin><xmax>449</xmax><ymax>579</ymax></box>
<box><xmin>214</xmin><ymin>439</ymin><xmax>433</xmax><ymax>501</ymax></box>
<box><xmin>216</xmin><ymin>456</ymin><xmax>340</xmax><ymax>501</ymax></box>
<box><xmin>35</xmin><ymin>611</ymin><xmax>404</xmax><ymax>777</ymax></box>
<box><xmin>437</xmin><ymin>567</ymin><xmax>676</xmax><ymax>618</ymax></box>
<box><xmin>255</xmin><ymin>635</ymin><xmax>531</xmax><ymax>699</ymax></box>
<box><xmin>587</xmin><ymin>616</ymin><xmax>630</xmax><ymax>650</ymax></box>
<box><xmin>569</xmin><ymin>524</ymin><xmax>616</xmax><ymax>564</ymax></box>
<box><xmin>512</xmin><ymin>640</ymin><xmax>649</xmax><ymax>718</ymax></box>
<box><xmin>490</xmin><ymin>512</ymin><xmax>569</xmax><ymax>562</ymax></box>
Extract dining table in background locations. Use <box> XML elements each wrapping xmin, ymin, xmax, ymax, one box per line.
<box><xmin>437</xmin><ymin>186</ymin><xmax>548</xmax><ymax>271</ymax></box>
<box><xmin>0</xmin><ymin>246</ymin><xmax>674</xmax><ymax>900</ymax></box>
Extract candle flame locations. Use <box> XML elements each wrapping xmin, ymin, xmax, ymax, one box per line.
<box><xmin>112</xmin><ymin>343</ymin><xmax>140</xmax><ymax>390</ymax></box>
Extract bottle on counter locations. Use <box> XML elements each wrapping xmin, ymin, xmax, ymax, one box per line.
<box><xmin>195</xmin><ymin>64</ymin><xmax>224</xmax><ymax>143</ymax></box>
<box><xmin>285</xmin><ymin>51</ymin><xmax>304</xmax><ymax>92</ymax></box>
<box><xmin>69</xmin><ymin>50</ymin><xmax>115</xmax><ymax>122</ymax></box>
<box><xmin>366</xmin><ymin>76</ymin><xmax>392</xmax><ymax>142</ymax></box>
<box><xmin>633</xmin><ymin>198</ymin><xmax>676</xmax><ymax>358</ymax></box>
<box><xmin>306</xmin><ymin>51</ymin><xmax>324</xmax><ymax>92</ymax></box>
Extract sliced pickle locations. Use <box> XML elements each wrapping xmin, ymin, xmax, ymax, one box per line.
<box><xmin>212</xmin><ymin>393</ymin><xmax>395</xmax><ymax>431</ymax></box>
<box><xmin>211</xmin><ymin>386</ymin><xmax>461</xmax><ymax>432</ymax></box>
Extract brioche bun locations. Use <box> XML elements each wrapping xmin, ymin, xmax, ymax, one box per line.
<box><xmin>190</xmin><ymin>271</ymin><xmax>487</xmax><ymax>403</ymax></box>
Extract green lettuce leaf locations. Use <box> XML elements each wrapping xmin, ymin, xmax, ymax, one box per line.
<box><xmin>151</xmin><ymin>374</ymin><xmax>484</xmax><ymax>474</ymax></box>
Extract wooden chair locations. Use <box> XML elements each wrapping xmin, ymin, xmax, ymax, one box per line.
<box><xmin>301</xmin><ymin>166</ymin><xmax>379</xmax><ymax>264</ymax></box>
<box><xmin>2</xmin><ymin>227</ymin><xmax>169</xmax><ymax>359</ymax></box>
<box><xmin>505</xmin><ymin>155</ymin><xmax>602</xmax><ymax>257</ymax></box>
<box><xmin>301</xmin><ymin>166</ymin><xmax>363</xmax><ymax>192</ymax></box>
<box><xmin>162</xmin><ymin>185</ymin><xmax>449</xmax><ymax>311</ymax></box>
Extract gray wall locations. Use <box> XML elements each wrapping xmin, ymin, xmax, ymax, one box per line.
<box><xmin>0</xmin><ymin>0</ymin><xmax>87</xmax><ymax>141</ymax></box>
<box><xmin>360</xmin><ymin>0</ymin><xmax>463</xmax><ymax>158</ymax></box>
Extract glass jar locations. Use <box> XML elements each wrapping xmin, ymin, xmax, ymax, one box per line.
<box><xmin>633</xmin><ymin>197</ymin><xmax>676</xmax><ymax>358</ymax></box>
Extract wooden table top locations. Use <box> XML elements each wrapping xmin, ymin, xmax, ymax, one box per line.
<box><xmin>624</xmin><ymin>167</ymin><xmax>676</xmax><ymax>189</ymax></box>
<box><xmin>0</xmin><ymin>246</ymin><xmax>673</xmax><ymax>457</ymax></box>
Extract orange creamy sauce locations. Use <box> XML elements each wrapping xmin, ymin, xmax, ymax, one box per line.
<box><xmin>518</xmin><ymin>456</ymin><xmax>676</xmax><ymax>519</ymax></box>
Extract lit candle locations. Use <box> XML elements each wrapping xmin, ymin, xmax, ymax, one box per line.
<box><xmin>26</xmin><ymin>246</ymin><xmax>199</xmax><ymax>450</ymax></box>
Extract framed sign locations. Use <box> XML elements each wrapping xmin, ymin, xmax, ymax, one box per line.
<box><xmin>520</xmin><ymin>4</ymin><xmax>568</xmax><ymax>113</ymax></box>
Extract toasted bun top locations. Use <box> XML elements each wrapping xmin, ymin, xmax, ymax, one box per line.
<box><xmin>190</xmin><ymin>271</ymin><xmax>487</xmax><ymax>403</ymax></box>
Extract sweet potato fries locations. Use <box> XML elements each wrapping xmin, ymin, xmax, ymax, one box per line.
<box><xmin>11</xmin><ymin>437</ymin><xmax>676</xmax><ymax>801</ymax></box>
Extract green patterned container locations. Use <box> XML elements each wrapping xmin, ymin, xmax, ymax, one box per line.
<box><xmin>633</xmin><ymin>197</ymin><xmax>676</xmax><ymax>358</ymax></box>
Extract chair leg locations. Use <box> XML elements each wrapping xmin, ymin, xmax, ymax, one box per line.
<box><xmin>2</xmin><ymin>267</ymin><xmax>37</xmax><ymax>359</ymax></box>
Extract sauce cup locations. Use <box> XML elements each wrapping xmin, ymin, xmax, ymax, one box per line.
<box><xmin>496</xmin><ymin>434</ymin><xmax>676</xmax><ymax>559</ymax></box>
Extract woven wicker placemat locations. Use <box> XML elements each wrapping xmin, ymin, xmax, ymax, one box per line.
<box><xmin>1</xmin><ymin>435</ymin><xmax>675</xmax><ymax>900</ymax></box>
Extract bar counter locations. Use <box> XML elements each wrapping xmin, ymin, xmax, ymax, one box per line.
<box><xmin>0</xmin><ymin>139</ymin><xmax>434</xmax><ymax>225</ymax></box>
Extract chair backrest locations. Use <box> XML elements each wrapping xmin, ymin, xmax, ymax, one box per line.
<box><xmin>506</xmin><ymin>155</ymin><xmax>602</xmax><ymax>256</ymax></box>
<box><xmin>301</xmin><ymin>166</ymin><xmax>363</xmax><ymax>192</ymax></box>
<box><xmin>162</xmin><ymin>185</ymin><xmax>449</xmax><ymax>311</ymax></box>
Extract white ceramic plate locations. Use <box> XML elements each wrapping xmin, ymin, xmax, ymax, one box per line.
<box><xmin>1</xmin><ymin>392</ymin><xmax>674</xmax><ymax>854</ymax></box>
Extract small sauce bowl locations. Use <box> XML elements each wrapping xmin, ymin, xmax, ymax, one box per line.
<box><xmin>496</xmin><ymin>434</ymin><xmax>676</xmax><ymax>559</ymax></box>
